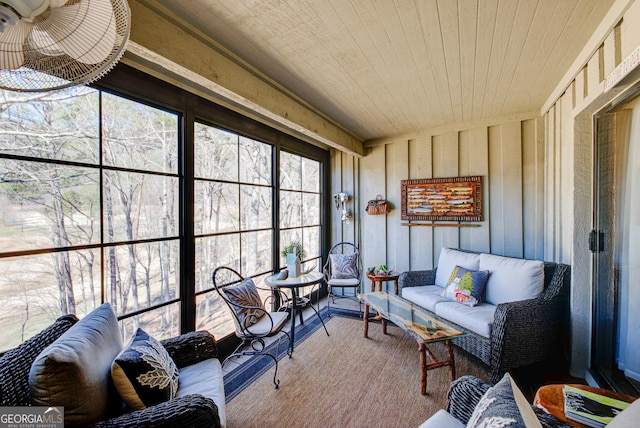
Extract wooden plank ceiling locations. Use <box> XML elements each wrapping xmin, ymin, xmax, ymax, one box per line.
<box><xmin>140</xmin><ymin>0</ymin><xmax>615</xmax><ymax>142</ymax></box>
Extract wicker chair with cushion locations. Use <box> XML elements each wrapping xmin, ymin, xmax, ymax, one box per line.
<box><xmin>0</xmin><ymin>306</ymin><xmax>225</xmax><ymax>428</ymax></box>
<box><xmin>323</xmin><ymin>242</ymin><xmax>362</xmax><ymax>316</ymax></box>
<box><xmin>0</xmin><ymin>314</ymin><xmax>79</xmax><ymax>407</ymax></box>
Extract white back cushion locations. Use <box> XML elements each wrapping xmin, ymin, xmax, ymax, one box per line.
<box><xmin>434</xmin><ymin>248</ymin><xmax>481</xmax><ymax>288</ymax></box>
<box><xmin>480</xmin><ymin>253</ymin><xmax>544</xmax><ymax>305</ymax></box>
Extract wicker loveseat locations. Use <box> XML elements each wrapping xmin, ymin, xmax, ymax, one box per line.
<box><xmin>399</xmin><ymin>248</ymin><xmax>570</xmax><ymax>383</ymax></box>
<box><xmin>0</xmin><ymin>306</ymin><xmax>225</xmax><ymax>428</ymax></box>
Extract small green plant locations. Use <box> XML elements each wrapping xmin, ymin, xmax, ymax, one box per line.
<box><xmin>377</xmin><ymin>264</ymin><xmax>389</xmax><ymax>274</ymax></box>
<box><xmin>281</xmin><ymin>240</ymin><xmax>306</xmax><ymax>261</ymax></box>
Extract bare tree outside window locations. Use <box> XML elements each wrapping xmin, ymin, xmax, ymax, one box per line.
<box><xmin>0</xmin><ymin>87</ymin><xmax>180</xmax><ymax>350</ymax></box>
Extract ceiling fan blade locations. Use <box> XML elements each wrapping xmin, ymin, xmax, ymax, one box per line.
<box><xmin>35</xmin><ymin>0</ymin><xmax>117</xmax><ymax>65</ymax></box>
<box><xmin>0</xmin><ymin>20</ymin><xmax>30</xmax><ymax>70</ymax></box>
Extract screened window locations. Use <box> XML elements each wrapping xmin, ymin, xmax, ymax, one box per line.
<box><xmin>0</xmin><ymin>64</ymin><xmax>328</xmax><ymax>352</ymax></box>
<box><xmin>194</xmin><ymin>123</ymin><xmax>274</xmax><ymax>338</ymax></box>
<box><xmin>0</xmin><ymin>86</ymin><xmax>181</xmax><ymax>349</ymax></box>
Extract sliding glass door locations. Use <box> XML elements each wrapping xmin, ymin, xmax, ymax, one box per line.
<box><xmin>592</xmin><ymin>90</ymin><xmax>640</xmax><ymax>395</ymax></box>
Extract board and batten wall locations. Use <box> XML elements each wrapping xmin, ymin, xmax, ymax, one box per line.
<box><xmin>330</xmin><ymin>117</ymin><xmax>545</xmax><ymax>287</ymax></box>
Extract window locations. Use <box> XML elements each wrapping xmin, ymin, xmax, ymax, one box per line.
<box><xmin>193</xmin><ymin>124</ymin><xmax>274</xmax><ymax>339</ymax></box>
<box><xmin>0</xmin><ymin>64</ymin><xmax>328</xmax><ymax>351</ymax></box>
<box><xmin>0</xmin><ymin>86</ymin><xmax>180</xmax><ymax>350</ymax></box>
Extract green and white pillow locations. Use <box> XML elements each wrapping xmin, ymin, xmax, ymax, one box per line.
<box><xmin>442</xmin><ymin>265</ymin><xmax>490</xmax><ymax>307</ymax></box>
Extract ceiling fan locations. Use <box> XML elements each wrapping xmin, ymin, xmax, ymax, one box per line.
<box><xmin>0</xmin><ymin>0</ymin><xmax>130</xmax><ymax>92</ymax></box>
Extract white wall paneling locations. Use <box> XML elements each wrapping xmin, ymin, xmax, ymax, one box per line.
<box><xmin>408</xmin><ymin>137</ymin><xmax>434</xmax><ymax>271</ymax></box>
<box><xmin>360</xmin><ymin>145</ymin><xmax>387</xmax><ymax>281</ymax></box>
<box><xmin>335</xmin><ymin>116</ymin><xmax>544</xmax><ymax>287</ymax></box>
<box><xmin>459</xmin><ymin>127</ymin><xmax>491</xmax><ymax>253</ymax></box>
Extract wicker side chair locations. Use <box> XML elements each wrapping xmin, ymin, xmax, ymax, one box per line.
<box><xmin>323</xmin><ymin>242</ymin><xmax>362</xmax><ymax>316</ymax></box>
<box><xmin>212</xmin><ymin>266</ymin><xmax>292</xmax><ymax>389</ymax></box>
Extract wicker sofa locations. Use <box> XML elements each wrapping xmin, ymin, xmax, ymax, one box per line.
<box><xmin>0</xmin><ymin>305</ymin><xmax>225</xmax><ymax>428</ymax></box>
<box><xmin>399</xmin><ymin>248</ymin><xmax>570</xmax><ymax>383</ymax></box>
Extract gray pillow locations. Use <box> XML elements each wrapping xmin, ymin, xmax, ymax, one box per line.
<box><xmin>29</xmin><ymin>303</ymin><xmax>123</xmax><ymax>427</ymax></box>
<box><xmin>466</xmin><ymin>373</ymin><xmax>528</xmax><ymax>428</ymax></box>
<box><xmin>330</xmin><ymin>253</ymin><xmax>358</xmax><ymax>279</ymax></box>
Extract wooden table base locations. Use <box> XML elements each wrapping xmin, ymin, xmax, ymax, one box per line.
<box><xmin>420</xmin><ymin>340</ymin><xmax>456</xmax><ymax>394</ymax></box>
<box><xmin>363</xmin><ymin>303</ymin><xmax>456</xmax><ymax>395</ymax></box>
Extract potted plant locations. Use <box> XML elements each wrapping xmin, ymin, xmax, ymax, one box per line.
<box><xmin>376</xmin><ymin>264</ymin><xmax>390</xmax><ymax>275</ymax></box>
<box><xmin>282</xmin><ymin>241</ymin><xmax>306</xmax><ymax>277</ymax></box>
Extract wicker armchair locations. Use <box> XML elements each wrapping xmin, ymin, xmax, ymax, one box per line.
<box><xmin>0</xmin><ymin>315</ymin><xmax>223</xmax><ymax>428</ymax></box>
<box><xmin>400</xmin><ymin>259</ymin><xmax>571</xmax><ymax>383</ymax></box>
<box><xmin>446</xmin><ymin>376</ymin><xmax>571</xmax><ymax>427</ymax></box>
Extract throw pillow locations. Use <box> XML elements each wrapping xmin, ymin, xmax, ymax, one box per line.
<box><xmin>329</xmin><ymin>253</ymin><xmax>358</xmax><ymax>279</ymax></box>
<box><xmin>222</xmin><ymin>277</ymin><xmax>265</xmax><ymax>326</ymax></box>
<box><xmin>434</xmin><ymin>248</ymin><xmax>481</xmax><ymax>288</ymax></box>
<box><xmin>467</xmin><ymin>373</ymin><xmax>539</xmax><ymax>428</ymax></box>
<box><xmin>442</xmin><ymin>265</ymin><xmax>490</xmax><ymax>307</ymax></box>
<box><xmin>111</xmin><ymin>328</ymin><xmax>179</xmax><ymax>410</ymax></box>
<box><xmin>29</xmin><ymin>303</ymin><xmax>123</xmax><ymax>427</ymax></box>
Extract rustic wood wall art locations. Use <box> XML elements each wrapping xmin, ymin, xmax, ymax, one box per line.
<box><xmin>401</xmin><ymin>176</ymin><xmax>483</xmax><ymax>222</ymax></box>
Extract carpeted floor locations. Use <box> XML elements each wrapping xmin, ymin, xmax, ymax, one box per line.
<box><xmin>225</xmin><ymin>313</ymin><xmax>490</xmax><ymax>428</ymax></box>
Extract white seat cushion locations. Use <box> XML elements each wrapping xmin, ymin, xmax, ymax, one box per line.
<box><xmin>479</xmin><ymin>253</ymin><xmax>544</xmax><ymax>305</ymax></box>
<box><xmin>240</xmin><ymin>311</ymin><xmax>288</xmax><ymax>337</ymax></box>
<box><xmin>418</xmin><ymin>409</ymin><xmax>465</xmax><ymax>428</ymax></box>
<box><xmin>402</xmin><ymin>285</ymin><xmax>448</xmax><ymax>312</ymax></box>
<box><xmin>177</xmin><ymin>358</ymin><xmax>226</xmax><ymax>428</ymax></box>
<box><xmin>435</xmin><ymin>301</ymin><xmax>496</xmax><ymax>338</ymax></box>
<box><xmin>435</xmin><ymin>248</ymin><xmax>481</xmax><ymax>288</ymax></box>
<box><xmin>327</xmin><ymin>278</ymin><xmax>360</xmax><ymax>286</ymax></box>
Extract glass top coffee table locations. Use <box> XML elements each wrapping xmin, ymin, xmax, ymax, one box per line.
<box><xmin>359</xmin><ymin>291</ymin><xmax>466</xmax><ymax>395</ymax></box>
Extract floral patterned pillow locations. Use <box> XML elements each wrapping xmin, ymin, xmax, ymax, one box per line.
<box><xmin>329</xmin><ymin>253</ymin><xmax>359</xmax><ymax>279</ymax></box>
<box><xmin>441</xmin><ymin>265</ymin><xmax>490</xmax><ymax>307</ymax></box>
<box><xmin>111</xmin><ymin>328</ymin><xmax>179</xmax><ymax>410</ymax></box>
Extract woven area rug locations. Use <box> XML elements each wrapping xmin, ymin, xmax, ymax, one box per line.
<box><xmin>225</xmin><ymin>311</ymin><xmax>490</xmax><ymax>428</ymax></box>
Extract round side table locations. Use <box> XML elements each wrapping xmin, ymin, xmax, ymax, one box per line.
<box><xmin>533</xmin><ymin>384</ymin><xmax>636</xmax><ymax>427</ymax></box>
<box><xmin>366</xmin><ymin>272</ymin><xmax>400</xmax><ymax>295</ymax></box>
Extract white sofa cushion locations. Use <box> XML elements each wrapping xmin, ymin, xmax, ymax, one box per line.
<box><xmin>177</xmin><ymin>358</ymin><xmax>226</xmax><ymax>428</ymax></box>
<box><xmin>418</xmin><ymin>409</ymin><xmax>465</xmax><ymax>428</ymax></box>
<box><xmin>402</xmin><ymin>285</ymin><xmax>449</xmax><ymax>312</ymax></box>
<box><xmin>435</xmin><ymin>301</ymin><xmax>496</xmax><ymax>338</ymax></box>
<box><xmin>435</xmin><ymin>248</ymin><xmax>481</xmax><ymax>288</ymax></box>
<box><xmin>479</xmin><ymin>253</ymin><xmax>544</xmax><ymax>305</ymax></box>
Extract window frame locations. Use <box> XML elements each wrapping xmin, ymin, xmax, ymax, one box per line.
<box><xmin>0</xmin><ymin>62</ymin><xmax>330</xmax><ymax>351</ymax></box>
